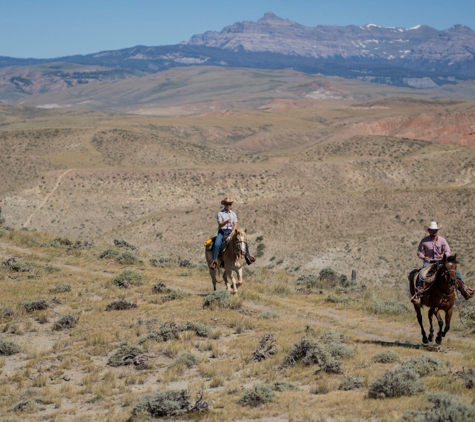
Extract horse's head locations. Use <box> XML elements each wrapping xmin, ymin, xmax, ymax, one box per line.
<box><xmin>233</xmin><ymin>228</ymin><xmax>248</xmax><ymax>257</ymax></box>
<box><xmin>440</xmin><ymin>254</ymin><xmax>459</xmax><ymax>288</ymax></box>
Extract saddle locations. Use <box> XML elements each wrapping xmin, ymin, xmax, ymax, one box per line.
<box><xmin>203</xmin><ymin>235</ymin><xmax>232</xmax><ymax>254</ymax></box>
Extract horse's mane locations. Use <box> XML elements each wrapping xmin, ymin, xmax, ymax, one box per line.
<box><xmin>446</xmin><ymin>255</ymin><xmax>458</xmax><ymax>264</ymax></box>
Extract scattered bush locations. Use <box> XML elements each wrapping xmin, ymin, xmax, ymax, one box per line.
<box><xmin>113</xmin><ymin>239</ymin><xmax>137</xmax><ymax>251</ymax></box>
<box><xmin>45</xmin><ymin>237</ymin><xmax>73</xmax><ymax>248</ymax></box>
<box><xmin>130</xmin><ymin>390</ymin><xmax>207</xmax><ymax>419</ymax></box>
<box><xmin>152</xmin><ymin>281</ymin><xmax>169</xmax><ymax>293</ymax></box>
<box><xmin>325</xmin><ymin>294</ymin><xmax>349</xmax><ymax>303</ymax></box>
<box><xmin>107</xmin><ymin>343</ymin><xmax>144</xmax><ymax>367</ymax></box>
<box><xmin>181</xmin><ymin>322</ymin><xmax>212</xmax><ymax>337</ymax></box>
<box><xmin>454</xmin><ymin>368</ymin><xmax>475</xmax><ymax>389</ymax></box>
<box><xmin>1</xmin><ymin>257</ymin><xmax>32</xmax><ymax>272</ymax></box>
<box><xmin>272</xmin><ymin>381</ymin><xmax>296</xmax><ymax>392</ymax></box>
<box><xmin>149</xmin><ymin>256</ymin><xmax>177</xmax><ymax>268</ymax></box>
<box><xmin>258</xmin><ymin>311</ymin><xmax>280</xmax><ymax>319</ymax></box>
<box><xmin>0</xmin><ymin>338</ymin><xmax>21</xmax><ymax>355</ymax></box>
<box><xmin>282</xmin><ymin>338</ymin><xmax>328</xmax><ymax>368</ymax></box>
<box><xmin>139</xmin><ymin>322</ymin><xmax>180</xmax><ymax>344</ymax></box>
<box><xmin>253</xmin><ymin>333</ymin><xmax>278</xmax><ymax>362</ymax></box>
<box><xmin>402</xmin><ymin>392</ymin><xmax>475</xmax><ymax>422</ymax></box>
<box><xmin>371</xmin><ymin>300</ymin><xmax>410</xmax><ymax>315</ymax></box>
<box><xmin>339</xmin><ymin>376</ymin><xmax>364</xmax><ymax>391</ymax></box>
<box><xmin>368</xmin><ymin>367</ymin><xmax>425</xmax><ymax>399</ymax></box>
<box><xmin>239</xmin><ymin>384</ymin><xmax>275</xmax><ymax>407</ymax></box>
<box><xmin>296</xmin><ymin>268</ymin><xmax>352</xmax><ymax>292</ymax></box>
<box><xmin>112</xmin><ymin>269</ymin><xmax>145</xmax><ymax>288</ymax></box>
<box><xmin>65</xmin><ymin>240</ymin><xmax>94</xmax><ymax>251</ymax></box>
<box><xmin>170</xmin><ymin>352</ymin><xmax>197</xmax><ymax>369</ymax></box>
<box><xmin>371</xmin><ymin>350</ymin><xmax>401</xmax><ymax>364</ymax></box>
<box><xmin>401</xmin><ymin>354</ymin><xmax>445</xmax><ymax>377</ymax></box>
<box><xmin>49</xmin><ymin>284</ymin><xmax>71</xmax><ymax>293</ymax></box>
<box><xmin>203</xmin><ymin>290</ymin><xmax>231</xmax><ymax>309</ymax></box>
<box><xmin>161</xmin><ymin>289</ymin><xmax>190</xmax><ymax>302</ymax></box>
<box><xmin>53</xmin><ymin>315</ymin><xmax>78</xmax><ymax>331</ymax></box>
<box><xmin>459</xmin><ymin>303</ymin><xmax>475</xmax><ymax>327</ymax></box>
<box><xmin>24</xmin><ymin>299</ymin><xmax>48</xmax><ymax>312</ymax></box>
<box><xmin>116</xmin><ymin>251</ymin><xmax>142</xmax><ymax>265</ymax></box>
<box><xmin>178</xmin><ymin>259</ymin><xmax>195</xmax><ymax>268</ymax></box>
<box><xmin>99</xmin><ymin>248</ymin><xmax>120</xmax><ymax>259</ymax></box>
<box><xmin>105</xmin><ymin>298</ymin><xmax>137</xmax><ymax>311</ymax></box>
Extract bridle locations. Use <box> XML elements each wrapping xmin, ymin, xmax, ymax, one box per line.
<box><xmin>233</xmin><ymin>231</ymin><xmax>248</xmax><ymax>257</ymax></box>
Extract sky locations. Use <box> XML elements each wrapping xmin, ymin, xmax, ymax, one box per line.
<box><xmin>1</xmin><ymin>0</ymin><xmax>474</xmax><ymax>59</ymax></box>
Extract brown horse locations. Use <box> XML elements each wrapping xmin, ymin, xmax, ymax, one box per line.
<box><xmin>205</xmin><ymin>229</ymin><xmax>248</xmax><ymax>295</ymax></box>
<box><xmin>408</xmin><ymin>255</ymin><xmax>458</xmax><ymax>345</ymax></box>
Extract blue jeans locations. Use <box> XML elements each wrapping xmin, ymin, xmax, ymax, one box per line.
<box><xmin>212</xmin><ymin>229</ymin><xmax>232</xmax><ymax>261</ymax></box>
<box><xmin>418</xmin><ymin>261</ymin><xmax>464</xmax><ymax>288</ymax></box>
<box><xmin>211</xmin><ymin>229</ymin><xmax>250</xmax><ymax>260</ymax></box>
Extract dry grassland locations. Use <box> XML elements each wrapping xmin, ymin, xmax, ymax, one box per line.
<box><xmin>1</xmin><ymin>229</ymin><xmax>475</xmax><ymax>421</ymax></box>
<box><xmin>1</xmin><ymin>73</ymin><xmax>475</xmax><ymax>420</ymax></box>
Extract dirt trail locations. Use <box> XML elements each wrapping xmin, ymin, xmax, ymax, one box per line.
<box><xmin>23</xmin><ymin>169</ymin><xmax>73</xmax><ymax>228</ymax></box>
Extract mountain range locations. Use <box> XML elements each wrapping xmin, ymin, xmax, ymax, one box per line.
<box><xmin>1</xmin><ymin>12</ymin><xmax>475</xmax><ymax>102</ymax></box>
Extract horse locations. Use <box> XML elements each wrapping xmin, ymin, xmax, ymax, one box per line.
<box><xmin>408</xmin><ymin>255</ymin><xmax>458</xmax><ymax>345</ymax></box>
<box><xmin>205</xmin><ymin>228</ymin><xmax>248</xmax><ymax>295</ymax></box>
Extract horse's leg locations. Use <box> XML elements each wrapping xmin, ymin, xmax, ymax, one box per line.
<box><xmin>227</xmin><ymin>268</ymin><xmax>238</xmax><ymax>295</ymax></box>
<box><xmin>223</xmin><ymin>270</ymin><xmax>230</xmax><ymax>292</ymax></box>
<box><xmin>441</xmin><ymin>308</ymin><xmax>452</xmax><ymax>338</ymax></box>
<box><xmin>415</xmin><ymin>305</ymin><xmax>428</xmax><ymax>344</ymax></box>
<box><xmin>209</xmin><ymin>269</ymin><xmax>217</xmax><ymax>291</ymax></box>
<box><xmin>236</xmin><ymin>267</ymin><xmax>243</xmax><ymax>287</ymax></box>
<box><xmin>435</xmin><ymin>310</ymin><xmax>444</xmax><ymax>345</ymax></box>
<box><xmin>428</xmin><ymin>308</ymin><xmax>435</xmax><ymax>343</ymax></box>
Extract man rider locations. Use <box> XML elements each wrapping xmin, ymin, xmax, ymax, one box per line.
<box><xmin>209</xmin><ymin>197</ymin><xmax>255</xmax><ymax>270</ymax></box>
<box><xmin>412</xmin><ymin>221</ymin><xmax>473</xmax><ymax>305</ymax></box>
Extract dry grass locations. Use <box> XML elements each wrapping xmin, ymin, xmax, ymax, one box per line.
<box><xmin>1</xmin><ymin>230</ymin><xmax>475</xmax><ymax>421</ymax></box>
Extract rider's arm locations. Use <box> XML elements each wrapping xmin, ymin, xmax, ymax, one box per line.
<box><xmin>417</xmin><ymin>240</ymin><xmax>427</xmax><ymax>261</ymax></box>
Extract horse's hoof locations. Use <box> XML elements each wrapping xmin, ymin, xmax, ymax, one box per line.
<box><xmin>428</xmin><ymin>334</ymin><xmax>434</xmax><ymax>342</ymax></box>
<box><xmin>436</xmin><ymin>337</ymin><xmax>442</xmax><ymax>345</ymax></box>
<box><xmin>423</xmin><ymin>338</ymin><xmax>429</xmax><ymax>344</ymax></box>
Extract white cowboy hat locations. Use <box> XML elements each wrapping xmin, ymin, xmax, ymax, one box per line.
<box><xmin>220</xmin><ymin>197</ymin><xmax>234</xmax><ymax>205</ymax></box>
<box><xmin>427</xmin><ymin>221</ymin><xmax>442</xmax><ymax>230</ymax></box>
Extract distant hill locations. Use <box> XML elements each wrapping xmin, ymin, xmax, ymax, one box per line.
<box><xmin>0</xmin><ymin>13</ymin><xmax>474</xmax><ymax>99</ymax></box>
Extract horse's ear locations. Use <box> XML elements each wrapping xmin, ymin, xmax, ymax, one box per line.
<box><xmin>244</xmin><ymin>228</ymin><xmax>247</xmax><ymax>233</ymax></box>
<box><xmin>454</xmin><ymin>253</ymin><xmax>458</xmax><ymax>264</ymax></box>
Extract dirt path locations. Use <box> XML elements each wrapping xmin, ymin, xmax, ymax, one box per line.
<box><xmin>23</xmin><ymin>169</ymin><xmax>73</xmax><ymax>228</ymax></box>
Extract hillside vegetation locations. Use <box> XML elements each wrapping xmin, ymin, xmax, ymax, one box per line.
<box><xmin>1</xmin><ymin>68</ymin><xmax>475</xmax><ymax>420</ymax></box>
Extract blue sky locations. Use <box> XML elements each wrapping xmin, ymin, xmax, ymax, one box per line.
<box><xmin>2</xmin><ymin>0</ymin><xmax>474</xmax><ymax>58</ymax></box>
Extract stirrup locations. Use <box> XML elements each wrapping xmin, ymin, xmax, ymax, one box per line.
<box><xmin>411</xmin><ymin>295</ymin><xmax>422</xmax><ymax>306</ymax></box>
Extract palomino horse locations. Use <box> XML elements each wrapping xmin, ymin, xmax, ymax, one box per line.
<box><xmin>205</xmin><ymin>229</ymin><xmax>248</xmax><ymax>295</ymax></box>
<box><xmin>408</xmin><ymin>255</ymin><xmax>458</xmax><ymax>345</ymax></box>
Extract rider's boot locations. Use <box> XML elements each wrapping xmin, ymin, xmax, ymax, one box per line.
<box><xmin>245</xmin><ymin>253</ymin><xmax>256</xmax><ymax>265</ymax></box>
<box><xmin>457</xmin><ymin>279</ymin><xmax>474</xmax><ymax>300</ymax></box>
<box><xmin>209</xmin><ymin>260</ymin><xmax>218</xmax><ymax>270</ymax></box>
<box><xmin>411</xmin><ymin>280</ymin><xmax>426</xmax><ymax>306</ymax></box>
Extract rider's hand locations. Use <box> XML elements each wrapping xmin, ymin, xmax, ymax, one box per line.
<box><xmin>424</xmin><ymin>257</ymin><xmax>431</xmax><ymax>262</ymax></box>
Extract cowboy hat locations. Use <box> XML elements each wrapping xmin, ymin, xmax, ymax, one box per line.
<box><xmin>221</xmin><ymin>197</ymin><xmax>233</xmax><ymax>205</ymax></box>
<box><xmin>426</xmin><ymin>221</ymin><xmax>442</xmax><ymax>230</ymax></box>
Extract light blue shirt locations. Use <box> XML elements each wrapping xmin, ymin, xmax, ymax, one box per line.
<box><xmin>217</xmin><ymin>209</ymin><xmax>237</xmax><ymax>231</ymax></box>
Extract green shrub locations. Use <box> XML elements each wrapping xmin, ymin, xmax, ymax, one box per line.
<box><xmin>258</xmin><ymin>311</ymin><xmax>280</xmax><ymax>319</ymax></box>
<box><xmin>239</xmin><ymin>384</ymin><xmax>275</xmax><ymax>407</ymax></box>
<box><xmin>272</xmin><ymin>381</ymin><xmax>296</xmax><ymax>392</ymax></box>
<box><xmin>368</xmin><ymin>367</ymin><xmax>425</xmax><ymax>399</ymax></box>
<box><xmin>149</xmin><ymin>256</ymin><xmax>178</xmax><ymax>268</ymax></box>
<box><xmin>113</xmin><ymin>239</ymin><xmax>137</xmax><ymax>250</ymax></box>
<box><xmin>24</xmin><ymin>299</ymin><xmax>48</xmax><ymax>312</ymax></box>
<box><xmin>371</xmin><ymin>300</ymin><xmax>410</xmax><ymax>315</ymax></box>
<box><xmin>112</xmin><ymin>269</ymin><xmax>145</xmax><ymax>288</ymax></box>
<box><xmin>181</xmin><ymin>322</ymin><xmax>212</xmax><ymax>337</ymax></box>
<box><xmin>282</xmin><ymin>338</ymin><xmax>330</xmax><ymax>368</ymax></box>
<box><xmin>53</xmin><ymin>315</ymin><xmax>78</xmax><ymax>331</ymax></box>
<box><xmin>0</xmin><ymin>338</ymin><xmax>21</xmax><ymax>355</ymax></box>
<box><xmin>371</xmin><ymin>350</ymin><xmax>401</xmax><ymax>364</ymax></box>
<box><xmin>99</xmin><ymin>248</ymin><xmax>120</xmax><ymax>259</ymax></box>
<box><xmin>203</xmin><ymin>290</ymin><xmax>231</xmax><ymax>309</ymax></box>
<box><xmin>401</xmin><ymin>392</ymin><xmax>475</xmax><ymax>422</ymax></box>
<box><xmin>1</xmin><ymin>258</ymin><xmax>32</xmax><ymax>272</ymax></box>
<box><xmin>139</xmin><ymin>322</ymin><xmax>180</xmax><ymax>344</ymax></box>
<box><xmin>170</xmin><ymin>352</ymin><xmax>197</xmax><ymax>369</ymax></box>
<box><xmin>49</xmin><ymin>284</ymin><xmax>71</xmax><ymax>293</ymax></box>
<box><xmin>161</xmin><ymin>289</ymin><xmax>190</xmax><ymax>302</ymax></box>
<box><xmin>460</xmin><ymin>303</ymin><xmax>475</xmax><ymax>327</ymax></box>
<box><xmin>105</xmin><ymin>299</ymin><xmax>137</xmax><ymax>311</ymax></box>
<box><xmin>107</xmin><ymin>343</ymin><xmax>143</xmax><ymax>367</ymax></box>
<box><xmin>339</xmin><ymin>376</ymin><xmax>364</xmax><ymax>391</ymax></box>
<box><xmin>253</xmin><ymin>333</ymin><xmax>278</xmax><ymax>362</ymax></box>
<box><xmin>401</xmin><ymin>354</ymin><xmax>445</xmax><ymax>377</ymax></box>
<box><xmin>152</xmin><ymin>281</ymin><xmax>169</xmax><ymax>293</ymax></box>
<box><xmin>130</xmin><ymin>390</ymin><xmax>207</xmax><ymax>419</ymax></box>
<box><xmin>325</xmin><ymin>294</ymin><xmax>349</xmax><ymax>303</ymax></box>
<box><xmin>116</xmin><ymin>251</ymin><xmax>142</xmax><ymax>265</ymax></box>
